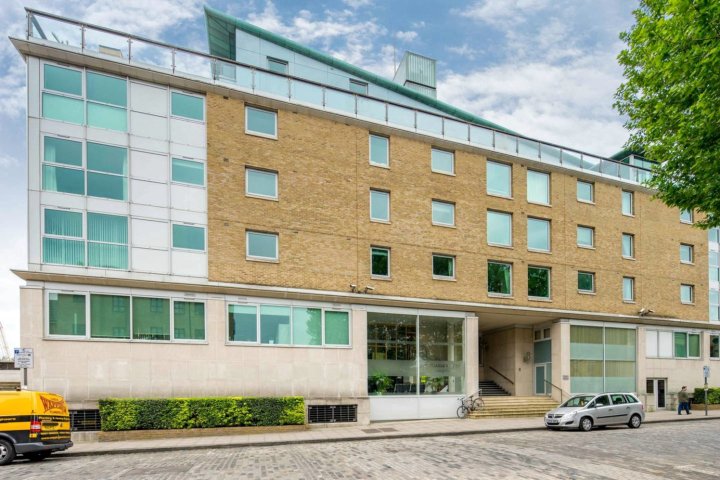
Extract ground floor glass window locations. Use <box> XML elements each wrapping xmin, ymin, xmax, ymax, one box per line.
<box><xmin>570</xmin><ymin>325</ymin><xmax>636</xmax><ymax>393</ymax></box>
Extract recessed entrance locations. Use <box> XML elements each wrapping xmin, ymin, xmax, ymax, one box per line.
<box><xmin>646</xmin><ymin>378</ymin><xmax>667</xmax><ymax>409</ymax></box>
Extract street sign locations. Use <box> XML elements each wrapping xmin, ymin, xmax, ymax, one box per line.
<box><xmin>704</xmin><ymin>365</ymin><xmax>710</xmax><ymax>379</ymax></box>
<box><xmin>13</xmin><ymin>348</ymin><xmax>33</xmax><ymax>369</ymax></box>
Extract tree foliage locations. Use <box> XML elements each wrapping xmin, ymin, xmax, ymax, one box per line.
<box><xmin>615</xmin><ymin>0</ymin><xmax>720</xmax><ymax>228</ymax></box>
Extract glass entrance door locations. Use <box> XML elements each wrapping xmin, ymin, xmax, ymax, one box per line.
<box><xmin>646</xmin><ymin>378</ymin><xmax>667</xmax><ymax>409</ymax></box>
<box><xmin>535</xmin><ymin>365</ymin><xmax>546</xmax><ymax>395</ymax></box>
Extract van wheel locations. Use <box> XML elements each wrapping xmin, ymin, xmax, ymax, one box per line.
<box><xmin>628</xmin><ymin>414</ymin><xmax>642</xmax><ymax>429</ymax></box>
<box><xmin>0</xmin><ymin>439</ymin><xmax>16</xmax><ymax>466</ymax></box>
<box><xmin>25</xmin><ymin>451</ymin><xmax>51</xmax><ymax>462</ymax></box>
<box><xmin>579</xmin><ymin>417</ymin><xmax>593</xmax><ymax>432</ymax></box>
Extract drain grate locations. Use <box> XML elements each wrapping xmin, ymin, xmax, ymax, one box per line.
<box><xmin>308</xmin><ymin>404</ymin><xmax>358</xmax><ymax>424</ymax></box>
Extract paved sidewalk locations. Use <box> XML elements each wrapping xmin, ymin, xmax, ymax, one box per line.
<box><xmin>60</xmin><ymin>409</ymin><xmax>720</xmax><ymax>457</ymax></box>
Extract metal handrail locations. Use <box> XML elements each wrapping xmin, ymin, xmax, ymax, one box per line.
<box><xmin>488</xmin><ymin>365</ymin><xmax>514</xmax><ymax>386</ymax></box>
<box><xmin>23</xmin><ymin>8</ymin><xmax>654</xmax><ymax>186</ymax></box>
<box><xmin>544</xmin><ymin>379</ymin><xmax>570</xmax><ymax>404</ymax></box>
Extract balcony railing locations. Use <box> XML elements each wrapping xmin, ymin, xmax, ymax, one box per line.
<box><xmin>25</xmin><ymin>8</ymin><xmax>653</xmax><ymax>186</ymax></box>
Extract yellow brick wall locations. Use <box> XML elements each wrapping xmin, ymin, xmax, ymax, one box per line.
<box><xmin>207</xmin><ymin>93</ymin><xmax>708</xmax><ymax>321</ymax></box>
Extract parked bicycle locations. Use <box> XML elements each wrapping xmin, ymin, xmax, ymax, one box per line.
<box><xmin>456</xmin><ymin>390</ymin><xmax>485</xmax><ymax>418</ymax></box>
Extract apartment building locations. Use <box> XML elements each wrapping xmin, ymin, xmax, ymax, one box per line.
<box><xmin>9</xmin><ymin>7</ymin><xmax>720</xmax><ymax>424</ymax></box>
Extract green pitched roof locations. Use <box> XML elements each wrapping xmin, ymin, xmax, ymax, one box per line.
<box><xmin>204</xmin><ymin>5</ymin><xmax>515</xmax><ymax>134</ymax></box>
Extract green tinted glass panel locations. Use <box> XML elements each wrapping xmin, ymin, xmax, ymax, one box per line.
<box><xmin>674</xmin><ymin>332</ymin><xmax>688</xmax><ymax>357</ymax></box>
<box><xmin>228</xmin><ymin>304</ymin><xmax>257</xmax><ymax>342</ymax></box>
<box><xmin>132</xmin><ymin>297</ymin><xmax>170</xmax><ymax>340</ymax></box>
<box><xmin>172</xmin><ymin>158</ymin><xmax>205</xmax><ymax>186</ymax></box>
<box><xmin>87</xmin><ymin>142</ymin><xmax>127</xmax><ymax>175</ymax></box>
<box><xmin>260</xmin><ymin>305</ymin><xmax>291</xmax><ymax>345</ymax></box>
<box><xmin>528</xmin><ymin>218</ymin><xmax>550</xmax><ymax>251</ymax></box>
<box><xmin>90</xmin><ymin>294</ymin><xmax>130</xmax><ymax>339</ymax></box>
<box><xmin>173</xmin><ymin>224</ymin><xmax>205</xmax><ymax>250</ymax></box>
<box><xmin>325</xmin><ymin>311</ymin><xmax>350</xmax><ymax>345</ymax></box>
<box><xmin>247</xmin><ymin>232</ymin><xmax>277</xmax><ymax>259</ymax></box>
<box><xmin>267</xmin><ymin>58</ymin><xmax>288</xmax><ymax>74</ymax></box>
<box><xmin>174</xmin><ymin>302</ymin><xmax>205</xmax><ymax>340</ymax></box>
<box><xmin>577</xmin><ymin>181</ymin><xmax>593</xmax><ymax>202</ymax></box>
<box><xmin>88</xmin><ymin>243</ymin><xmax>128</xmax><ymax>269</ymax></box>
<box><xmin>689</xmin><ymin>334</ymin><xmax>700</xmax><ymax>357</ymax></box>
<box><xmin>292</xmin><ymin>307</ymin><xmax>321</xmax><ymax>346</ymax></box>
<box><xmin>349</xmin><ymin>80</ymin><xmax>368</xmax><ymax>94</ymax></box>
<box><xmin>44</xmin><ymin>137</ymin><xmax>82</xmax><ymax>166</ymax></box>
<box><xmin>527</xmin><ymin>170</ymin><xmax>549</xmax><ymax>204</ymax></box>
<box><xmin>86</xmin><ymin>72</ymin><xmax>127</xmax><ymax>106</ymax></box>
<box><xmin>432</xmin><ymin>255</ymin><xmax>454</xmax><ymax>277</ymax></box>
<box><xmin>48</xmin><ymin>293</ymin><xmax>86</xmax><ymax>336</ymax></box>
<box><xmin>45</xmin><ymin>209</ymin><xmax>82</xmax><ymax>237</ymax></box>
<box><xmin>87</xmin><ymin>172</ymin><xmax>127</xmax><ymax>200</ymax></box>
<box><xmin>370</xmin><ymin>190</ymin><xmax>389</xmax><ymax>221</ymax></box>
<box><xmin>487</xmin><ymin>211</ymin><xmax>512</xmax><ymax>246</ymax></box>
<box><xmin>488</xmin><ymin>262</ymin><xmax>512</xmax><ymax>295</ymax></box>
<box><xmin>578</xmin><ymin>272</ymin><xmax>594</xmax><ymax>291</ymax></box>
<box><xmin>431</xmin><ymin>149</ymin><xmax>454</xmax><ymax>173</ymax></box>
<box><xmin>42</xmin><ymin>165</ymin><xmax>84</xmax><ymax>195</ymax></box>
<box><xmin>87</xmin><ymin>213</ymin><xmax>128</xmax><ymax>243</ymax></box>
<box><xmin>171</xmin><ymin>92</ymin><xmax>204</xmax><ymax>121</ymax></box>
<box><xmin>711</xmin><ymin>336</ymin><xmax>719</xmax><ymax>358</ymax></box>
<box><xmin>44</xmin><ymin>64</ymin><xmax>81</xmax><ymax>95</ymax></box>
<box><xmin>371</xmin><ymin>248</ymin><xmax>389</xmax><ymax>277</ymax></box>
<box><xmin>43</xmin><ymin>238</ymin><xmax>84</xmax><ymax>266</ymax></box>
<box><xmin>487</xmin><ymin>161</ymin><xmax>512</xmax><ymax>196</ymax></box>
<box><xmin>370</xmin><ymin>135</ymin><xmax>388</xmax><ymax>166</ymax></box>
<box><xmin>87</xmin><ymin>102</ymin><xmax>127</xmax><ymax>131</ymax></box>
<box><xmin>42</xmin><ymin>93</ymin><xmax>84</xmax><ymax>124</ymax></box>
<box><xmin>246</xmin><ymin>169</ymin><xmax>277</xmax><ymax>197</ymax></box>
<box><xmin>528</xmin><ymin>267</ymin><xmax>550</xmax><ymax>298</ymax></box>
<box><xmin>246</xmin><ymin>107</ymin><xmax>276</xmax><ymax>136</ymax></box>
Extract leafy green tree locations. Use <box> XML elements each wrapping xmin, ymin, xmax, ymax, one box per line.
<box><xmin>615</xmin><ymin>0</ymin><xmax>720</xmax><ymax>228</ymax></box>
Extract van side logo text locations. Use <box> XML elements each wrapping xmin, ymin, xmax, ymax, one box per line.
<box><xmin>39</xmin><ymin>395</ymin><xmax>66</xmax><ymax>414</ymax></box>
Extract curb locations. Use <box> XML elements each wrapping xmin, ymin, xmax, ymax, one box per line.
<box><xmin>54</xmin><ymin>415</ymin><xmax>720</xmax><ymax>458</ymax></box>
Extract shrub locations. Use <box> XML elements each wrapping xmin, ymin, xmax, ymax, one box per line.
<box><xmin>692</xmin><ymin>387</ymin><xmax>720</xmax><ymax>404</ymax></box>
<box><xmin>99</xmin><ymin>396</ymin><xmax>305</xmax><ymax>431</ymax></box>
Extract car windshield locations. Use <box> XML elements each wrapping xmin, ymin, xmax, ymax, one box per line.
<box><xmin>560</xmin><ymin>395</ymin><xmax>595</xmax><ymax>408</ymax></box>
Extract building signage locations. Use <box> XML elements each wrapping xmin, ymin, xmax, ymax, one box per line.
<box><xmin>14</xmin><ymin>348</ymin><xmax>33</xmax><ymax>369</ymax></box>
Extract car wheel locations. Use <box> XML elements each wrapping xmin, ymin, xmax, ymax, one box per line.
<box><xmin>0</xmin><ymin>438</ymin><xmax>16</xmax><ymax>466</ymax></box>
<box><xmin>579</xmin><ymin>417</ymin><xmax>593</xmax><ymax>432</ymax></box>
<box><xmin>628</xmin><ymin>414</ymin><xmax>642</xmax><ymax>429</ymax></box>
<box><xmin>457</xmin><ymin>405</ymin><xmax>469</xmax><ymax>419</ymax></box>
<box><xmin>25</xmin><ymin>451</ymin><xmax>51</xmax><ymax>462</ymax></box>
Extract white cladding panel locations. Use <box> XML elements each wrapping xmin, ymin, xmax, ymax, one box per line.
<box><xmin>131</xmin><ymin>218</ymin><xmax>169</xmax><ymax>249</ymax></box>
<box><xmin>131</xmin><ymin>179</ymin><xmax>168</xmax><ymax>208</ymax></box>
<box><xmin>86</xmin><ymin>126</ymin><xmax>128</xmax><ymax>148</ymax></box>
<box><xmin>130</xmin><ymin>111</ymin><xmax>168</xmax><ymax>141</ymax></box>
<box><xmin>171</xmin><ymin>185</ymin><xmax>207</xmax><ymax>213</ymax></box>
<box><xmin>171</xmin><ymin>250</ymin><xmax>208</xmax><ymax>277</ymax></box>
<box><xmin>170</xmin><ymin>118</ymin><xmax>206</xmax><ymax>147</ymax></box>
<box><xmin>130</xmin><ymin>82</ymin><xmax>168</xmax><ymax>117</ymax></box>
<box><xmin>131</xmin><ymin>247</ymin><xmax>170</xmax><ymax>274</ymax></box>
<box><xmin>131</xmin><ymin>150</ymin><xmax>168</xmax><ymax>183</ymax></box>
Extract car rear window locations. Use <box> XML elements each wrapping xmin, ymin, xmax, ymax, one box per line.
<box><xmin>610</xmin><ymin>394</ymin><xmax>626</xmax><ymax>405</ymax></box>
<box><xmin>624</xmin><ymin>394</ymin><xmax>639</xmax><ymax>403</ymax></box>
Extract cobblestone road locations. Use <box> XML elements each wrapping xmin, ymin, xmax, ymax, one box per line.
<box><xmin>3</xmin><ymin>421</ymin><xmax>719</xmax><ymax>479</ymax></box>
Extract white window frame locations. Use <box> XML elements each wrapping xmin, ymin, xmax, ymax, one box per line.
<box><xmin>245</xmin><ymin>167</ymin><xmax>279</xmax><ymax>200</ymax></box>
<box><xmin>622</xmin><ymin>233</ymin><xmax>635</xmax><ymax>259</ymax></box>
<box><xmin>577</xmin><ymin>180</ymin><xmax>594</xmax><ymax>204</ymax></box>
<box><xmin>370</xmin><ymin>246</ymin><xmax>391</xmax><ymax>279</ymax></box>
<box><xmin>486</xmin><ymin>160</ymin><xmax>512</xmax><ymax>198</ymax></box>
<box><xmin>680</xmin><ymin>209</ymin><xmax>694</xmax><ymax>224</ymax></box>
<box><xmin>369</xmin><ymin>189</ymin><xmax>390</xmax><ymax>223</ymax></box>
<box><xmin>487</xmin><ymin>210</ymin><xmax>513</xmax><ymax>247</ymax></box>
<box><xmin>527</xmin><ymin>265</ymin><xmax>551</xmax><ymax>300</ymax></box>
<box><xmin>488</xmin><ymin>261</ymin><xmax>513</xmax><ymax>297</ymax></box>
<box><xmin>680</xmin><ymin>243</ymin><xmax>694</xmax><ymax>264</ymax></box>
<box><xmin>246</xmin><ymin>230</ymin><xmax>279</xmax><ymax>262</ymax></box>
<box><xmin>369</xmin><ymin>134</ymin><xmax>389</xmax><ymax>168</ymax></box>
<box><xmin>266</xmin><ymin>56</ymin><xmax>289</xmax><ymax>74</ymax></box>
<box><xmin>42</xmin><ymin>207</ymin><xmax>86</xmax><ymax>266</ymax></box>
<box><xmin>432</xmin><ymin>254</ymin><xmax>456</xmax><ymax>281</ymax></box>
<box><xmin>527</xmin><ymin>170</ymin><xmax>550</xmax><ymax>206</ymax></box>
<box><xmin>171</xmin><ymin>157</ymin><xmax>207</xmax><ymax>188</ymax></box>
<box><xmin>432</xmin><ymin>200</ymin><xmax>455</xmax><ymax>227</ymax></box>
<box><xmin>171</xmin><ymin>223</ymin><xmax>207</xmax><ymax>253</ymax></box>
<box><xmin>85</xmin><ymin>70</ymin><xmax>129</xmax><ymax>130</ymax></box>
<box><xmin>622</xmin><ymin>276</ymin><xmax>635</xmax><ymax>302</ymax></box>
<box><xmin>711</xmin><ymin>334</ymin><xmax>720</xmax><ymax>359</ymax></box>
<box><xmin>527</xmin><ymin>217</ymin><xmax>551</xmax><ymax>252</ymax></box>
<box><xmin>577</xmin><ymin>225</ymin><xmax>595</xmax><ymax>249</ymax></box>
<box><xmin>85</xmin><ymin>141</ymin><xmax>129</xmax><ymax>202</ymax></box>
<box><xmin>430</xmin><ymin>148</ymin><xmax>455</xmax><ymax>175</ymax></box>
<box><xmin>41</xmin><ymin>134</ymin><xmax>86</xmax><ymax>196</ymax></box>
<box><xmin>245</xmin><ymin>105</ymin><xmax>278</xmax><ymax>140</ymax></box>
<box><xmin>578</xmin><ymin>271</ymin><xmax>595</xmax><ymax>294</ymax></box>
<box><xmin>680</xmin><ymin>284</ymin><xmax>695</xmax><ymax>304</ymax></box>
<box><xmin>170</xmin><ymin>89</ymin><xmax>206</xmax><ymax>123</ymax></box>
<box><xmin>622</xmin><ymin>190</ymin><xmax>634</xmax><ymax>216</ymax></box>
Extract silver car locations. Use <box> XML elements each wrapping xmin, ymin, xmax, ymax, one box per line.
<box><xmin>544</xmin><ymin>393</ymin><xmax>645</xmax><ymax>431</ymax></box>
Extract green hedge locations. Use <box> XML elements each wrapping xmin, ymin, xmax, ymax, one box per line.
<box><xmin>98</xmin><ymin>396</ymin><xmax>305</xmax><ymax>431</ymax></box>
<box><xmin>692</xmin><ymin>388</ymin><xmax>720</xmax><ymax>404</ymax></box>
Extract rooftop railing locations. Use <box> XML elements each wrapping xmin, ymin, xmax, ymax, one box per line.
<box><xmin>25</xmin><ymin>8</ymin><xmax>653</xmax><ymax>186</ymax></box>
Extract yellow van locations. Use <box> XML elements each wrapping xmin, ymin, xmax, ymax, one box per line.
<box><xmin>0</xmin><ymin>390</ymin><xmax>73</xmax><ymax>465</ymax></box>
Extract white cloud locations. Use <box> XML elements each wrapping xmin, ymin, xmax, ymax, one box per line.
<box><xmin>447</xmin><ymin>43</ymin><xmax>479</xmax><ymax>60</ymax></box>
<box><xmin>456</xmin><ymin>0</ymin><xmax>549</xmax><ymax>26</ymax></box>
<box><xmin>395</xmin><ymin>30</ymin><xmax>417</xmax><ymax>43</ymax></box>
<box><xmin>342</xmin><ymin>0</ymin><xmax>373</xmax><ymax>8</ymax></box>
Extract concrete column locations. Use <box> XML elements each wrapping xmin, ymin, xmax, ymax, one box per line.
<box><xmin>551</xmin><ymin>320</ymin><xmax>571</xmax><ymax>401</ymax></box>
<box><xmin>351</xmin><ymin>308</ymin><xmax>368</xmax><ymax>397</ymax></box>
<box><xmin>514</xmin><ymin>327</ymin><xmax>534</xmax><ymax>396</ymax></box>
<box><xmin>465</xmin><ymin>316</ymin><xmax>478</xmax><ymax>394</ymax></box>
<box><xmin>19</xmin><ymin>285</ymin><xmax>44</xmax><ymax>392</ymax></box>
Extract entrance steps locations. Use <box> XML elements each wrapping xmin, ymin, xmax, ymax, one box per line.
<box><xmin>469</xmin><ymin>396</ymin><xmax>559</xmax><ymax>419</ymax></box>
<box><xmin>477</xmin><ymin>380</ymin><xmax>510</xmax><ymax>396</ymax></box>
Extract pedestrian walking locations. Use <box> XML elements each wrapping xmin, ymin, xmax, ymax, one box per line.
<box><xmin>677</xmin><ymin>386</ymin><xmax>691</xmax><ymax>415</ymax></box>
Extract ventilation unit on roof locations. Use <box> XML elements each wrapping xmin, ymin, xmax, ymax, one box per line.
<box><xmin>393</xmin><ymin>51</ymin><xmax>437</xmax><ymax>98</ymax></box>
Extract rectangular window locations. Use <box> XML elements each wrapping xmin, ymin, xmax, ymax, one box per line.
<box><xmin>680</xmin><ymin>244</ymin><xmax>694</xmax><ymax>264</ymax></box>
<box><xmin>44</xmin><ymin>64</ymin><xmax>82</xmax><ymax>96</ymax></box>
<box><xmin>488</xmin><ymin>261</ymin><xmax>512</xmax><ymax>296</ymax></box>
<box><xmin>260</xmin><ymin>305</ymin><xmax>291</xmax><ymax>345</ymax></box>
<box><xmin>90</xmin><ymin>294</ymin><xmax>130</xmax><ymax>339</ymax></box>
<box><xmin>228</xmin><ymin>304</ymin><xmax>258</xmax><ymax>342</ymax></box>
<box><xmin>578</xmin><ymin>271</ymin><xmax>595</xmax><ymax>293</ymax></box>
<box><xmin>245</xmin><ymin>106</ymin><xmax>277</xmax><ymax>138</ymax></box>
<box><xmin>371</xmin><ymin>247</ymin><xmax>390</xmax><ymax>278</ymax></box>
<box><xmin>646</xmin><ymin>330</ymin><xmax>658</xmax><ymax>357</ymax></box>
<box><xmin>246</xmin><ymin>168</ymin><xmax>278</xmax><ymax>199</ymax></box>
<box><xmin>432</xmin><ymin>200</ymin><xmax>455</xmax><ymax>227</ymax></box>
<box><xmin>527</xmin><ymin>217</ymin><xmax>550</xmax><ymax>252</ymax></box>
<box><xmin>370</xmin><ymin>189</ymin><xmax>390</xmax><ymax>222</ymax></box>
<box><xmin>680</xmin><ymin>284</ymin><xmax>694</xmax><ymax>304</ymax></box>
<box><xmin>527</xmin><ymin>170</ymin><xmax>550</xmax><ymax>204</ymax></box>
<box><xmin>43</xmin><ymin>209</ymin><xmax>84</xmax><ymax>266</ymax></box>
<box><xmin>325</xmin><ymin>311</ymin><xmax>350</xmax><ymax>346</ymax></box>
<box><xmin>171</xmin><ymin>92</ymin><xmax>204</xmax><ymax>121</ymax></box>
<box><xmin>711</xmin><ymin>335</ymin><xmax>719</xmax><ymax>359</ymax></box>
<box><xmin>44</xmin><ymin>136</ymin><xmax>82</xmax><ymax>167</ymax></box>
<box><xmin>86</xmin><ymin>142</ymin><xmax>128</xmax><ymax>201</ymax></box>
<box><xmin>246</xmin><ymin>231</ymin><xmax>278</xmax><ymax>260</ymax></box>
<box><xmin>680</xmin><ymin>209</ymin><xmax>693</xmax><ymax>224</ymax></box>
<box><xmin>622</xmin><ymin>190</ymin><xmax>634</xmax><ymax>216</ymax></box>
<box><xmin>487</xmin><ymin>161</ymin><xmax>512</xmax><ymax>197</ymax></box>
<box><xmin>87</xmin><ymin>212</ymin><xmax>128</xmax><ymax>269</ymax></box>
<box><xmin>432</xmin><ymin>254</ymin><xmax>455</xmax><ymax>280</ymax></box>
<box><xmin>577</xmin><ymin>226</ymin><xmax>594</xmax><ymax>248</ymax></box>
<box><xmin>659</xmin><ymin>331</ymin><xmax>673</xmax><ymax>357</ymax></box>
<box><xmin>349</xmin><ymin>79</ymin><xmax>368</xmax><ymax>94</ymax></box>
<box><xmin>577</xmin><ymin>180</ymin><xmax>594</xmax><ymax>203</ymax></box>
<box><xmin>369</xmin><ymin>134</ymin><xmax>389</xmax><ymax>167</ymax></box>
<box><xmin>431</xmin><ymin>148</ymin><xmax>454</xmax><ymax>175</ymax></box>
<box><xmin>132</xmin><ymin>297</ymin><xmax>170</xmax><ymax>341</ymax></box>
<box><xmin>172</xmin><ymin>224</ymin><xmax>206</xmax><ymax>251</ymax></box>
<box><xmin>674</xmin><ymin>332</ymin><xmax>688</xmax><ymax>357</ymax></box>
<box><xmin>528</xmin><ymin>266</ymin><xmax>550</xmax><ymax>299</ymax></box>
<box><xmin>48</xmin><ymin>292</ymin><xmax>86</xmax><ymax>336</ymax></box>
<box><xmin>174</xmin><ymin>301</ymin><xmax>205</xmax><ymax>341</ymax></box>
<box><xmin>623</xmin><ymin>277</ymin><xmax>635</xmax><ymax>302</ymax></box>
<box><xmin>487</xmin><ymin>211</ymin><xmax>512</xmax><ymax>246</ymax></box>
<box><xmin>42</xmin><ymin>136</ymin><xmax>84</xmax><ymax>195</ymax></box>
<box><xmin>267</xmin><ymin>57</ymin><xmax>288</xmax><ymax>74</ymax></box>
<box><xmin>689</xmin><ymin>333</ymin><xmax>700</xmax><ymax>358</ymax></box>
<box><xmin>172</xmin><ymin>158</ymin><xmax>205</xmax><ymax>186</ymax></box>
<box><xmin>86</xmin><ymin>72</ymin><xmax>127</xmax><ymax>132</ymax></box>
<box><xmin>622</xmin><ymin>233</ymin><xmax>634</xmax><ymax>258</ymax></box>
<box><xmin>42</xmin><ymin>92</ymin><xmax>84</xmax><ymax>124</ymax></box>
<box><xmin>292</xmin><ymin>307</ymin><xmax>322</xmax><ymax>346</ymax></box>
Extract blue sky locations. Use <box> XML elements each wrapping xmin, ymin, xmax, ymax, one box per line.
<box><xmin>0</xmin><ymin>0</ymin><xmax>637</xmax><ymax>349</ymax></box>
